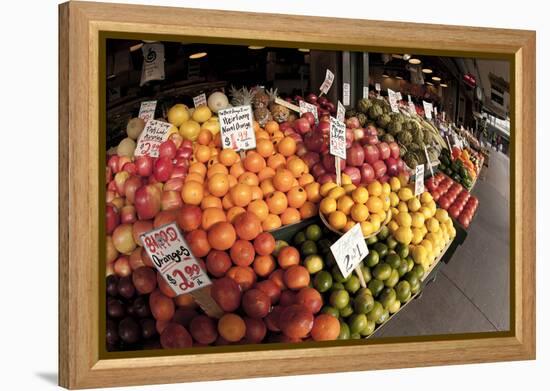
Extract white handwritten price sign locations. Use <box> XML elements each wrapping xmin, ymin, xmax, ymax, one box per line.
<box><xmin>134</xmin><ymin>119</ymin><xmax>173</xmax><ymax>157</ymax></box>
<box><xmin>423</xmin><ymin>145</ymin><xmax>435</xmax><ymax>178</ymax></box>
<box><xmin>408</xmin><ymin>95</ymin><xmax>416</xmax><ymax>115</ymax></box>
<box><xmin>375</xmin><ymin>83</ymin><xmax>381</xmax><ymax>92</ymax></box>
<box><xmin>387</xmin><ymin>88</ymin><xmax>399</xmax><ymax>113</ymax></box>
<box><xmin>336</xmin><ymin>101</ymin><xmax>346</xmax><ymax>122</ymax></box>
<box><xmin>193</xmin><ymin>93</ymin><xmax>207</xmax><ymax>108</ymax></box>
<box><xmin>299</xmin><ymin>100</ymin><xmax>319</xmax><ymax>124</ymax></box>
<box><xmin>319</xmin><ymin>69</ymin><xmax>335</xmax><ymax>94</ymax></box>
<box><xmin>363</xmin><ymin>86</ymin><xmax>369</xmax><ymax>99</ymax></box>
<box><xmin>423</xmin><ymin>100</ymin><xmax>433</xmax><ymax>119</ymax></box>
<box><xmin>396</xmin><ymin>92</ymin><xmax>402</xmax><ymax>101</ymax></box>
<box><xmin>330</xmin><ymin>223</ymin><xmax>369</xmax><ymax>279</ymax></box>
<box><xmin>415</xmin><ymin>164</ymin><xmax>425</xmax><ymax>196</ymax></box>
<box><xmin>218</xmin><ymin>105</ymin><xmax>256</xmax><ymax>151</ymax></box>
<box><xmin>275</xmin><ymin>97</ymin><xmax>300</xmax><ymax>113</ymax></box>
<box><xmin>343</xmin><ymin>82</ymin><xmax>351</xmax><ymax>106</ymax></box>
<box><xmin>329</xmin><ymin>117</ymin><xmax>346</xmax><ymax>160</ymax></box>
<box><xmin>138</xmin><ymin>100</ymin><xmax>157</xmax><ymax>123</ymax></box>
<box><xmin>140</xmin><ymin>223</ymin><xmax>212</xmax><ymax>296</ymax></box>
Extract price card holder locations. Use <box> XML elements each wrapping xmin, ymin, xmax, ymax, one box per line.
<box><xmin>275</xmin><ymin>97</ymin><xmax>300</xmax><ymax>113</ymax></box>
<box><xmin>330</xmin><ymin>223</ymin><xmax>369</xmax><ymax>286</ymax></box>
<box><xmin>218</xmin><ymin>105</ymin><xmax>256</xmax><ymax>151</ymax></box>
<box><xmin>134</xmin><ymin>119</ymin><xmax>173</xmax><ymax>157</ymax></box>
<box><xmin>329</xmin><ymin>116</ymin><xmax>346</xmax><ymax>185</ymax></box>
<box><xmin>319</xmin><ymin>69</ymin><xmax>335</xmax><ymax>95</ymax></box>
<box><xmin>408</xmin><ymin>95</ymin><xmax>416</xmax><ymax>114</ymax></box>
<box><xmin>423</xmin><ymin>145</ymin><xmax>435</xmax><ymax>178</ymax></box>
<box><xmin>387</xmin><ymin>88</ymin><xmax>399</xmax><ymax>113</ymax></box>
<box><xmin>299</xmin><ymin>101</ymin><xmax>319</xmax><ymax>124</ymax></box>
<box><xmin>396</xmin><ymin>92</ymin><xmax>402</xmax><ymax>101</ymax></box>
<box><xmin>140</xmin><ymin>223</ymin><xmax>223</xmax><ymax>318</ymax></box>
<box><xmin>375</xmin><ymin>83</ymin><xmax>381</xmax><ymax>92</ymax></box>
<box><xmin>423</xmin><ymin>101</ymin><xmax>433</xmax><ymax>119</ymax></box>
<box><xmin>414</xmin><ymin>164</ymin><xmax>425</xmax><ymax>196</ymax></box>
<box><xmin>343</xmin><ymin>83</ymin><xmax>351</xmax><ymax>106</ymax></box>
<box><xmin>442</xmin><ymin>111</ymin><xmax>446</xmax><ymax>121</ymax></box>
<box><xmin>193</xmin><ymin>93</ymin><xmax>207</xmax><ymax>107</ymax></box>
<box><xmin>138</xmin><ymin>100</ymin><xmax>157</xmax><ymax>123</ymax></box>
<box><xmin>434</xmin><ymin>106</ymin><xmax>438</xmax><ymax>118</ymax></box>
<box><xmin>336</xmin><ymin>101</ymin><xmax>346</xmax><ymax>122</ymax></box>
<box><xmin>363</xmin><ymin>86</ymin><xmax>369</xmax><ymax>99</ymax></box>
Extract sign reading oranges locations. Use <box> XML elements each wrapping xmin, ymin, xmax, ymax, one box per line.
<box><xmin>134</xmin><ymin>119</ymin><xmax>173</xmax><ymax>157</ymax></box>
<box><xmin>218</xmin><ymin>105</ymin><xmax>256</xmax><ymax>151</ymax></box>
<box><xmin>330</xmin><ymin>223</ymin><xmax>369</xmax><ymax>279</ymax></box>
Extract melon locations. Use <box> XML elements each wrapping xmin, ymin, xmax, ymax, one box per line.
<box><xmin>126</xmin><ymin>117</ymin><xmax>145</xmax><ymax>140</ymax></box>
<box><xmin>207</xmin><ymin>92</ymin><xmax>229</xmax><ymax>113</ymax></box>
<box><xmin>117</xmin><ymin>137</ymin><xmax>136</xmax><ymax>157</ymax></box>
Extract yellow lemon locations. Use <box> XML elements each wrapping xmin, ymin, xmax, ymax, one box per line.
<box><xmin>411</xmin><ymin>228</ymin><xmax>424</xmax><ymax>245</ymax></box>
<box><xmin>328</xmin><ymin>186</ymin><xmax>346</xmax><ymax>200</ymax></box>
<box><xmin>352</xmin><ymin>187</ymin><xmax>369</xmax><ymax>204</ymax></box>
<box><xmin>360</xmin><ymin>221</ymin><xmax>375</xmax><ymax>237</ymax></box>
<box><xmin>394</xmin><ymin>226</ymin><xmax>413</xmax><ymax>245</ymax></box>
<box><xmin>382</xmin><ymin>195</ymin><xmax>391</xmax><ymax>211</ymax></box>
<box><xmin>426</xmin><ymin>200</ymin><xmax>437</xmax><ymax>215</ymax></box>
<box><xmin>420</xmin><ymin>191</ymin><xmax>433</xmax><ymax>204</ymax></box>
<box><xmin>367</xmin><ymin>181</ymin><xmax>382</xmax><ymax>197</ymax></box>
<box><xmin>370</xmin><ymin>214</ymin><xmax>382</xmax><ymax>232</ymax></box>
<box><xmin>420</xmin><ymin>239</ymin><xmax>433</xmax><ymax>254</ymax></box>
<box><xmin>389</xmin><ymin>177</ymin><xmax>401</xmax><ymax>192</ymax></box>
<box><xmin>179</xmin><ymin>120</ymin><xmax>201</xmax><ymax>141</ymax></box>
<box><xmin>366</xmin><ymin>196</ymin><xmax>384</xmax><ymax>214</ymax></box>
<box><xmin>412</xmin><ymin>245</ymin><xmax>428</xmax><ymax>265</ymax></box>
<box><xmin>387</xmin><ymin>220</ymin><xmax>399</xmax><ymax>234</ymax></box>
<box><xmin>341</xmin><ymin>173</ymin><xmax>352</xmax><ymax>185</ymax></box>
<box><xmin>426</xmin><ymin>217</ymin><xmax>440</xmax><ymax>233</ymax></box>
<box><xmin>420</xmin><ymin>225</ymin><xmax>428</xmax><ymax>237</ymax></box>
<box><xmin>320</xmin><ymin>182</ymin><xmax>337</xmax><ymax>197</ymax></box>
<box><xmin>201</xmin><ymin>119</ymin><xmax>221</xmax><ymax>135</ymax></box>
<box><xmin>411</xmin><ymin>212</ymin><xmax>425</xmax><ymax>228</ymax></box>
<box><xmin>337</xmin><ymin>195</ymin><xmax>355</xmax><ymax>215</ymax></box>
<box><xmin>391</xmin><ymin>207</ymin><xmax>399</xmax><ymax>217</ymax></box>
<box><xmin>407</xmin><ymin>197</ymin><xmax>421</xmax><ymax>212</ymax></box>
<box><xmin>328</xmin><ymin>211</ymin><xmax>347</xmax><ymax>230</ymax></box>
<box><xmin>343</xmin><ymin>184</ymin><xmax>357</xmax><ymax>194</ymax></box>
<box><xmin>350</xmin><ymin>203</ymin><xmax>369</xmax><ymax>222</ymax></box>
<box><xmin>192</xmin><ymin>105</ymin><xmax>213</xmax><ymax>123</ymax></box>
<box><xmin>435</xmin><ymin>209</ymin><xmax>449</xmax><ymax>223</ymax></box>
<box><xmin>389</xmin><ymin>192</ymin><xmax>399</xmax><ymax>207</ymax></box>
<box><xmin>320</xmin><ymin>197</ymin><xmax>337</xmax><ymax>214</ymax></box>
<box><xmin>419</xmin><ymin>206</ymin><xmax>433</xmax><ymax>219</ymax></box>
<box><xmin>397</xmin><ymin>201</ymin><xmax>409</xmax><ymax>213</ymax></box>
<box><xmin>382</xmin><ymin>182</ymin><xmax>391</xmax><ymax>196</ymax></box>
<box><xmin>395</xmin><ymin>212</ymin><xmax>412</xmax><ymax>228</ymax></box>
<box><xmin>398</xmin><ymin>187</ymin><xmax>414</xmax><ymax>202</ymax></box>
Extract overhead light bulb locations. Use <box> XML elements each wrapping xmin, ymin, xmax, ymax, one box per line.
<box><xmin>298</xmin><ymin>48</ymin><xmax>310</xmax><ymax>52</ymax></box>
<box><xmin>432</xmin><ymin>76</ymin><xmax>441</xmax><ymax>81</ymax></box>
<box><xmin>248</xmin><ymin>46</ymin><xmax>265</xmax><ymax>50</ymax></box>
<box><xmin>440</xmin><ymin>83</ymin><xmax>448</xmax><ymax>87</ymax></box>
<box><xmin>426</xmin><ymin>81</ymin><xmax>434</xmax><ymax>86</ymax></box>
<box><xmin>403</xmin><ymin>54</ymin><xmax>411</xmax><ymax>61</ymax></box>
<box><xmin>408</xmin><ymin>58</ymin><xmax>421</xmax><ymax>65</ymax></box>
<box><xmin>422</xmin><ymin>68</ymin><xmax>433</xmax><ymax>74</ymax></box>
<box><xmin>396</xmin><ymin>75</ymin><xmax>403</xmax><ymax>80</ymax></box>
<box><xmin>189</xmin><ymin>52</ymin><xmax>207</xmax><ymax>59</ymax></box>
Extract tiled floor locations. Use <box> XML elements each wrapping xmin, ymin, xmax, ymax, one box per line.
<box><xmin>374</xmin><ymin>150</ymin><xmax>510</xmax><ymax>338</ymax></box>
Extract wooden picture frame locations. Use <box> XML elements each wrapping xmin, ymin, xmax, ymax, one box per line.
<box><xmin>59</xmin><ymin>1</ymin><xmax>536</xmax><ymax>389</ymax></box>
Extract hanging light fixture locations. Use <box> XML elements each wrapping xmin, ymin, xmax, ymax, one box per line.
<box><xmin>403</xmin><ymin>54</ymin><xmax>411</xmax><ymax>61</ymax></box>
<box><xmin>432</xmin><ymin>76</ymin><xmax>441</xmax><ymax>81</ymax></box>
<box><xmin>189</xmin><ymin>51</ymin><xmax>207</xmax><ymax>59</ymax></box>
<box><xmin>426</xmin><ymin>81</ymin><xmax>434</xmax><ymax>86</ymax></box>
<box><xmin>440</xmin><ymin>83</ymin><xmax>448</xmax><ymax>87</ymax></box>
<box><xmin>395</xmin><ymin>75</ymin><xmax>403</xmax><ymax>80</ymax></box>
<box><xmin>408</xmin><ymin>58</ymin><xmax>421</xmax><ymax>65</ymax></box>
<box><xmin>422</xmin><ymin>68</ymin><xmax>433</xmax><ymax>74</ymax></box>
<box><xmin>248</xmin><ymin>46</ymin><xmax>265</xmax><ymax>50</ymax></box>
<box><xmin>298</xmin><ymin>48</ymin><xmax>310</xmax><ymax>52</ymax></box>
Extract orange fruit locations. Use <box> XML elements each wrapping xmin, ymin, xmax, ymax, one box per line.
<box><xmin>253</xmin><ymin>255</ymin><xmax>276</xmax><ymax>277</ymax></box>
<box><xmin>207</xmin><ymin>163</ymin><xmax>228</xmax><ymax>178</ymax></box>
<box><xmin>260</xmin><ymin>178</ymin><xmax>276</xmax><ymax>196</ymax></box>
<box><xmin>230</xmin><ymin>161</ymin><xmax>245</xmax><ymax>178</ymax></box>
<box><xmin>367</xmin><ymin>181</ymin><xmax>382</xmax><ymax>197</ymax></box>
<box><xmin>207</xmin><ymin>221</ymin><xmax>236</xmax><ymax>251</ymax></box>
<box><xmin>262</xmin><ymin>214</ymin><xmax>282</xmax><ymax>231</ymax></box>
<box><xmin>218</xmin><ymin>149</ymin><xmax>239</xmax><ymax>167</ymax></box>
<box><xmin>265</xmin><ymin>120</ymin><xmax>279</xmax><ymax>135</ymax></box>
<box><xmin>280</xmin><ymin>208</ymin><xmax>301</xmax><ymax>225</ymax></box>
<box><xmin>253</xmin><ymin>121</ymin><xmax>261</xmax><ymax>133</ymax></box>
<box><xmin>266</xmin><ymin>191</ymin><xmax>288</xmax><ymax>215</ymax></box>
<box><xmin>267</xmin><ymin>153</ymin><xmax>286</xmax><ymax>170</ymax></box>
<box><xmin>352</xmin><ymin>187</ymin><xmax>369</xmax><ymax>204</ymax></box>
<box><xmin>195</xmin><ymin>144</ymin><xmax>211</xmax><ymax>163</ymax></box>
<box><xmin>287</xmin><ymin>158</ymin><xmax>306</xmax><ymax>178</ymax></box>
<box><xmin>181</xmin><ymin>181</ymin><xmax>203</xmax><ymax>205</ymax></box>
<box><xmin>366</xmin><ymin>196</ymin><xmax>384</xmax><ymax>214</ymax></box>
<box><xmin>250</xmin><ymin>186</ymin><xmax>263</xmax><ymax>201</ymax></box>
<box><xmin>277</xmin><ymin>136</ymin><xmax>297</xmax><ymax>157</ymax></box>
<box><xmin>201</xmin><ymin>195</ymin><xmax>223</xmax><ymax>209</ymax></box>
<box><xmin>226</xmin><ymin>206</ymin><xmax>246</xmax><ymax>223</ymax></box>
<box><xmin>255</xmin><ymin>130</ymin><xmax>270</xmax><ymax>140</ymax></box>
<box><xmin>328</xmin><ymin>211</ymin><xmax>347</xmax><ymax>230</ymax></box>
<box><xmin>238</xmin><ymin>172</ymin><xmax>259</xmax><ymax>187</ymax></box>
<box><xmin>298</xmin><ymin>173</ymin><xmax>315</xmax><ymax>187</ymax></box>
<box><xmin>311</xmin><ymin>314</ymin><xmax>341</xmax><ymax>341</ymax></box>
<box><xmin>188</xmin><ymin>162</ymin><xmax>207</xmax><ymax>177</ymax></box>
<box><xmin>304</xmin><ymin>182</ymin><xmax>321</xmax><ymax>203</ymax></box>
<box><xmin>287</xmin><ymin>186</ymin><xmax>307</xmax><ymax>208</ymax></box>
<box><xmin>342</xmin><ymin>220</ymin><xmax>356</xmax><ymax>232</ymax></box>
<box><xmin>272</xmin><ymin>169</ymin><xmax>294</xmax><ymax>192</ymax></box>
<box><xmin>226</xmin><ymin>266</ymin><xmax>257</xmax><ymax>291</ymax></box>
<box><xmin>350</xmin><ymin>203</ymin><xmax>369</xmax><ymax>222</ymax></box>
<box><xmin>201</xmin><ymin>207</ymin><xmax>227</xmax><ymax>230</ymax></box>
<box><xmin>207</xmin><ymin>173</ymin><xmax>230</xmax><ymax>197</ymax></box>
<box><xmin>258</xmin><ymin>166</ymin><xmax>276</xmax><ymax>181</ymax></box>
<box><xmin>256</xmin><ymin>138</ymin><xmax>274</xmax><ymax>158</ymax></box>
<box><xmin>222</xmin><ymin>194</ymin><xmax>235</xmax><ymax>210</ymax></box>
<box><xmin>230</xmin><ymin>183</ymin><xmax>252</xmax><ymax>207</ymax></box>
<box><xmin>197</xmin><ymin>129</ymin><xmax>213</xmax><ymax>145</ymax></box>
<box><xmin>243</xmin><ymin>151</ymin><xmax>266</xmax><ymax>173</ymax></box>
<box><xmin>271</xmin><ymin>130</ymin><xmax>284</xmax><ymax>140</ymax></box>
<box><xmin>218</xmin><ymin>313</ymin><xmax>246</xmax><ymax>342</ymax></box>
<box><xmin>337</xmin><ymin>195</ymin><xmax>355</xmax><ymax>215</ymax></box>
<box><xmin>233</xmin><ymin>211</ymin><xmax>263</xmax><ymax>241</ymax></box>
<box><xmin>247</xmin><ymin>199</ymin><xmax>269</xmax><ymax>222</ymax></box>
<box><xmin>185</xmin><ymin>172</ymin><xmax>204</xmax><ymax>184</ymax></box>
<box><xmin>299</xmin><ymin>201</ymin><xmax>318</xmax><ymax>219</ymax></box>
<box><xmin>319</xmin><ymin>197</ymin><xmax>337</xmax><ymax>215</ymax></box>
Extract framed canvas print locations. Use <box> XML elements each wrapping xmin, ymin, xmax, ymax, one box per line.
<box><xmin>58</xmin><ymin>1</ymin><xmax>536</xmax><ymax>389</ymax></box>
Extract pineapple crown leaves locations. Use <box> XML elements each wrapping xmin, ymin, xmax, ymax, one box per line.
<box><xmin>229</xmin><ymin>85</ymin><xmax>254</xmax><ymax>107</ymax></box>
<box><xmin>265</xmin><ymin>87</ymin><xmax>279</xmax><ymax>103</ymax></box>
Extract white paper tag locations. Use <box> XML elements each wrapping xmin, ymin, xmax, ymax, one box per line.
<box><xmin>375</xmin><ymin>83</ymin><xmax>381</xmax><ymax>92</ymax></box>
<box><xmin>423</xmin><ymin>146</ymin><xmax>434</xmax><ymax>177</ymax></box>
<box><xmin>434</xmin><ymin>106</ymin><xmax>438</xmax><ymax>118</ymax></box>
<box><xmin>396</xmin><ymin>92</ymin><xmax>402</xmax><ymax>101</ymax></box>
<box><xmin>408</xmin><ymin>101</ymin><xmax>416</xmax><ymax>115</ymax></box>
<box><xmin>329</xmin><ymin>116</ymin><xmax>346</xmax><ymax>160</ymax></box>
<box><xmin>415</xmin><ymin>164</ymin><xmax>425</xmax><ymax>196</ymax></box>
<box><xmin>446</xmin><ymin>135</ymin><xmax>453</xmax><ymax>152</ymax></box>
<box><xmin>363</xmin><ymin>86</ymin><xmax>369</xmax><ymax>99</ymax></box>
<box><xmin>320</xmin><ymin>69</ymin><xmax>335</xmax><ymax>94</ymax></box>
<box><xmin>343</xmin><ymin>83</ymin><xmax>351</xmax><ymax>106</ymax></box>
<box><xmin>275</xmin><ymin>97</ymin><xmax>300</xmax><ymax>112</ymax></box>
<box><xmin>442</xmin><ymin>111</ymin><xmax>446</xmax><ymax>121</ymax></box>
<box><xmin>299</xmin><ymin>100</ymin><xmax>319</xmax><ymax>124</ymax></box>
<box><xmin>193</xmin><ymin>93</ymin><xmax>207</xmax><ymax>108</ymax></box>
<box><xmin>423</xmin><ymin>101</ymin><xmax>433</xmax><ymax>119</ymax></box>
<box><xmin>336</xmin><ymin>101</ymin><xmax>346</xmax><ymax>122</ymax></box>
<box><xmin>408</xmin><ymin>95</ymin><xmax>412</xmax><ymax>103</ymax></box>
<box><xmin>387</xmin><ymin>89</ymin><xmax>399</xmax><ymax>113</ymax></box>
<box><xmin>134</xmin><ymin>119</ymin><xmax>173</xmax><ymax>157</ymax></box>
<box><xmin>138</xmin><ymin>100</ymin><xmax>157</xmax><ymax>123</ymax></box>
<box><xmin>140</xmin><ymin>223</ymin><xmax>212</xmax><ymax>295</ymax></box>
<box><xmin>330</xmin><ymin>223</ymin><xmax>369</xmax><ymax>279</ymax></box>
<box><xmin>140</xmin><ymin>43</ymin><xmax>165</xmax><ymax>87</ymax></box>
<box><xmin>218</xmin><ymin>105</ymin><xmax>256</xmax><ymax>151</ymax></box>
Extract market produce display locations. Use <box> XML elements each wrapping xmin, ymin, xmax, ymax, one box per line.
<box><xmin>438</xmin><ymin>147</ymin><xmax>481</xmax><ymax>190</ymax></box>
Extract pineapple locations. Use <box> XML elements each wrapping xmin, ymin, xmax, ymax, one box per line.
<box><xmin>266</xmin><ymin>87</ymin><xmax>289</xmax><ymax>123</ymax></box>
<box><xmin>254</xmin><ymin>107</ymin><xmax>272</xmax><ymax>127</ymax></box>
<box><xmin>252</xmin><ymin>87</ymin><xmax>270</xmax><ymax>109</ymax></box>
<box><xmin>230</xmin><ymin>86</ymin><xmax>254</xmax><ymax>107</ymax></box>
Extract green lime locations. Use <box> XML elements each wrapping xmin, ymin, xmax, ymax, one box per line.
<box><xmin>376</xmin><ymin>308</ymin><xmax>390</xmax><ymax>325</ymax></box>
<box><xmin>361</xmin><ymin>265</ymin><xmax>372</xmax><ymax>284</ymax></box>
<box><xmin>377</xmin><ymin>226</ymin><xmax>390</xmax><ymax>241</ymax></box>
<box><xmin>384</xmin><ymin>269</ymin><xmax>400</xmax><ymax>288</ymax></box>
<box><xmin>345</xmin><ymin>275</ymin><xmax>361</xmax><ymax>294</ymax></box>
<box><xmin>405</xmin><ymin>272</ymin><xmax>419</xmax><ymax>287</ymax></box>
<box><xmin>301</xmin><ymin>240</ymin><xmax>318</xmax><ymax>256</ymax></box>
<box><xmin>338</xmin><ymin>321</ymin><xmax>350</xmax><ymax>340</ymax></box>
<box><xmin>411</xmin><ymin>264</ymin><xmax>425</xmax><ymax>279</ymax></box>
<box><xmin>356</xmin><ymin>287</ymin><xmax>373</xmax><ymax>298</ymax></box>
<box><xmin>373</xmin><ymin>243</ymin><xmax>388</xmax><ymax>258</ymax></box>
<box><xmin>386</xmin><ymin>236</ymin><xmax>398</xmax><ymax>250</ymax></box>
<box><xmin>373</xmin><ymin>263</ymin><xmax>392</xmax><ymax>281</ymax></box>
<box><xmin>354</xmin><ymin>294</ymin><xmax>374</xmax><ymax>314</ymax></box>
<box><xmin>331</xmin><ymin>281</ymin><xmax>345</xmax><ymax>292</ymax></box>
<box><xmin>332</xmin><ymin>265</ymin><xmax>349</xmax><ymax>283</ymax></box>
<box><xmin>273</xmin><ymin>240</ymin><xmax>289</xmax><ymax>257</ymax></box>
<box><xmin>410</xmin><ymin>281</ymin><xmax>421</xmax><ymax>294</ymax></box>
<box><xmin>396</xmin><ymin>243</ymin><xmax>409</xmax><ymax>259</ymax></box>
<box><xmin>339</xmin><ymin>303</ymin><xmax>354</xmax><ymax>318</ymax></box>
<box><xmin>389</xmin><ymin>299</ymin><xmax>401</xmax><ymax>313</ymax></box>
<box><xmin>406</xmin><ymin>257</ymin><xmax>414</xmax><ymax>272</ymax></box>
<box><xmin>349</xmin><ymin>314</ymin><xmax>368</xmax><ymax>334</ymax></box>
<box><xmin>304</xmin><ymin>254</ymin><xmax>323</xmax><ymax>274</ymax></box>
<box><xmin>397</xmin><ymin>259</ymin><xmax>409</xmax><ymax>277</ymax></box>
<box><xmin>379</xmin><ymin>288</ymin><xmax>397</xmax><ymax>309</ymax></box>
<box><xmin>329</xmin><ymin>289</ymin><xmax>350</xmax><ymax>309</ymax></box>
<box><xmin>395</xmin><ymin>281</ymin><xmax>411</xmax><ymax>303</ymax></box>
<box><xmin>365</xmin><ymin>251</ymin><xmax>380</xmax><ymax>267</ymax></box>
<box><xmin>360</xmin><ymin>320</ymin><xmax>376</xmax><ymax>336</ymax></box>
<box><xmin>366</xmin><ymin>235</ymin><xmax>378</xmax><ymax>245</ymax></box>
<box><xmin>350</xmin><ymin>333</ymin><xmax>361</xmax><ymax>339</ymax></box>
<box><xmin>314</xmin><ymin>271</ymin><xmax>333</xmax><ymax>293</ymax></box>
<box><xmin>324</xmin><ymin>251</ymin><xmax>336</xmax><ymax>267</ymax></box>
<box><xmin>293</xmin><ymin>231</ymin><xmax>306</xmax><ymax>246</ymax></box>
<box><xmin>367</xmin><ymin>279</ymin><xmax>384</xmax><ymax>297</ymax></box>
<box><xmin>386</xmin><ymin>253</ymin><xmax>401</xmax><ymax>269</ymax></box>
<box><xmin>366</xmin><ymin>301</ymin><xmax>384</xmax><ymax>322</ymax></box>
<box><xmin>305</xmin><ymin>224</ymin><xmax>322</xmax><ymax>241</ymax></box>
<box><xmin>321</xmin><ymin>305</ymin><xmax>340</xmax><ymax>318</ymax></box>
<box><xmin>318</xmin><ymin>238</ymin><xmax>332</xmax><ymax>254</ymax></box>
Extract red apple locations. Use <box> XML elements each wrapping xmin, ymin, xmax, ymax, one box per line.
<box><xmin>364</xmin><ymin>145</ymin><xmax>380</xmax><ymax>165</ymax></box>
<box><xmin>132</xmin><ymin>219</ymin><xmax>153</xmax><ymax>244</ymax></box>
<box><xmin>159</xmin><ymin>140</ymin><xmax>177</xmax><ymax>160</ymax></box>
<box><xmin>296</xmin><ymin>142</ymin><xmax>308</xmax><ymax>157</ymax></box>
<box><xmin>134</xmin><ymin>184</ymin><xmax>162</xmax><ymax>220</ymax></box>
<box><xmin>106</xmin><ymin>190</ymin><xmax>116</xmax><ymax>204</ymax></box>
<box><xmin>181</xmin><ymin>140</ymin><xmax>193</xmax><ymax>150</ymax></box>
<box><xmin>372</xmin><ymin>160</ymin><xmax>387</xmax><ymax>178</ymax></box>
<box><xmin>122</xmin><ymin>162</ymin><xmax>137</xmax><ymax>175</ymax></box>
<box><xmin>385</xmin><ymin>157</ymin><xmax>399</xmax><ymax>177</ymax></box>
<box><xmin>301</xmin><ymin>112</ymin><xmax>316</xmax><ymax>127</ymax></box>
<box><xmin>153</xmin><ymin>157</ymin><xmax>174</xmax><ymax>182</ymax></box>
<box><xmin>114</xmin><ymin>171</ymin><xmax>130</xmax><ymax>196</ymax></box>
<box><xmin>154</xmin><ymin>210</ymin><xmax>178</xmax><ymax>228</ymax></box>
<box><xmin>306</xmin><ymin>93</ymin><xmax>318</xmax><ymax>104</ymax></box>
<box><xmin>303</xmin><ymin>130</ymin><xmax>324</xmax><ymax>152</ymax></box>
<box><xmin>360</xmin><ymin>163</ymin><xmax>375</xmax><ymax>184</ymax></box>
<box><xmin>294</xmin><ymin>118</ymin><xmax>311</xmax><ymax>135</ymax></box>
<box><xmin>343</xmin><ymin>166</ymin><xmax>361</xmax><ymax>185</ymax></box>
<box><xmin>168</xmin><ymin>133</ymin><xmax>184</xmax><ymax>149</ymax></box>
<box><xmin>316</xmin><ymin>120</ymin><xmax>330</xmax><ymax>135</ymax></box>
<box><xmin>377</xmin><ymin>142</ymin><xmax>391</xmax><ymax>160</ymax></box>
<box><xmin>322</xmin><ymin>154</ymin><xmax>346</xmax><ymax>174</ymax></box>
<box><xmin>318</xmin><ymin>96</ymin><xmax>328</xmax><ymax>106</ymax></box>
<box><xmin>107</xmin><ymin>179</ymin><xmax>117</xmax><ymax>193</ymax></box>
<box><xmin>117</xmin><ymin>156</ymin><xmax>132</xmax><ymax>172</ymax></box>
<box><xmin>161</xmin><ymin>190</ymin><xmax>183</xmax><ymax>211</ymax></box>
<box><xmin>302</xmin><ymin>152</ymin><xmax>321</xmax><ymax>169</ymax></box>
<box><xmin>124</xmin><ymin>175</ymin><xmax>143</xmax><ymax>204</ymax></box>
<box><xmin>311</xmin><ymin>162</ymin><xmax>327</xmax><ymax>178</ymax></box>
<box><xmin>106</xmin><ymin>205</ymin><xmax>120</xmax><ymax>234</ymax></box>
<box><xmin>176</xmin><ymin>147</ymin><xmax>193</xmax><ymax>160</ymax></box>
<box><xmin>388</xmin><ymin>142</ymin><xmax>400</xmax><ymax>159</ymax></box>
<box><xmin>345</xmin><ymin>117</ymin><xmax>360</xmax><ymax>129</ymax></box>
<box><xmin>120</xmin><ymin>205</ymin><xmax>137</xmax><ymax>224</ymax></box>
<box><xmin>135</xmin><ymin>155</ymin><xmax>153</xmax><ymax>177</ymax></box>
<box><xmin>170</xmin><ymin>166</ymin><xmax>187</xmax><ymax>179</ymax></box>
<box><xmin>164</xmin><ymin>178</ymin><xmax>184</xmax><ymax>192</ymax></box>
<box><xmin>108</xmin><ymin>155</ymin><xmax>119</xmax><ymax>174</ymax></box>
<box><xmin>318</xmin><ymin>173</ymin><xmax>336</xmax><ymax>184</ymax></box>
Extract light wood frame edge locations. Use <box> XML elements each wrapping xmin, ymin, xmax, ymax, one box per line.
<box><xmin>58</xmin><ymin>1</ymin><xmax>536</xmax><ymax>389</ymax></box>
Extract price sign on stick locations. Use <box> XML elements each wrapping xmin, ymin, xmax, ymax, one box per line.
<box><xmin>423</xmin><ymin>146</ymin><xmax>435</xmax><ymax>178</ymax></box>
<box><xmin>331</xmin><ymin>223</ymin><xmax>369</xmax><ymax>281</ymax></box>
<box><xmin>423</xmin><ymin>101</ymin><xmax>433</xmax><ymax>119</ymax></box>
<box><xmin>319</xmin><ymin>69</ymin><xmax>335</xmax><ymax>95</ymax></box>
<box><xmin>336</xmin><ymin>101</ymin><xmax>346</xmax><ymax>122</ymax></box>
<box><xmin>415</xmin><ymin>164</ymin><xmax>425</xmax><ymax>196</ymax></box>
<box><xmin>434</xmin><ymin>106</ymin><xmax>438</xmax><ymax>118</ymax></box>
<box><xmin>134</xmin><ymin>119</ymin><xmax>173</xmax><ymax>157</ymax></box>
<box><xmin>275</xmin><ymin>97</ymin><xmax>300</xmax><ymax>112</ymax></box>
<box><xmin>363</xmin><ymin>86</ymin><xmax>369</xmax><ymax>99</ymax></box>
<box><xmin>343</xmin><ymin>82</ymin><xmax>351</xmax><ymax>106</ymax></box>
<box><xmin>408</xmin><ymin>95</ymin><xmax>416</xmax><ymax>114</ymax></box>
<box><xmin>299</xmin><ymin>100</ymin><xmax>319</xmax><ymax>124</ymax></box>
<box><xmin>330</xmin><ymin>116</ymin><xmax>346</xmax><ymax>185</ymax></box>
<box><xmin>396</xmin><ymin>92</ymin><xmax>402</xmax><ymax>101</ymax></box>
<box><xmin>138</xmin><ymin>100</ymin><xmax>157</xmax><ymax>123</ymax></box>
<box><xmin>375</xmin><ymin>83</ymin><xmax>381</xmax><ymax>92</ymax></box>
<box><xmin>387</xmin><ymin>89</ymin><xmax>399</xmax><ymax>113</ymax></box>
<box><xmin>193</xmin><ymin>93</ymin><xmax>207</xmax><ymax>107</ymax></box>
<box><xmin>219</xmin><ymin>105</ymin><xmax>256</xmax><ymax>151</ymax></box>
